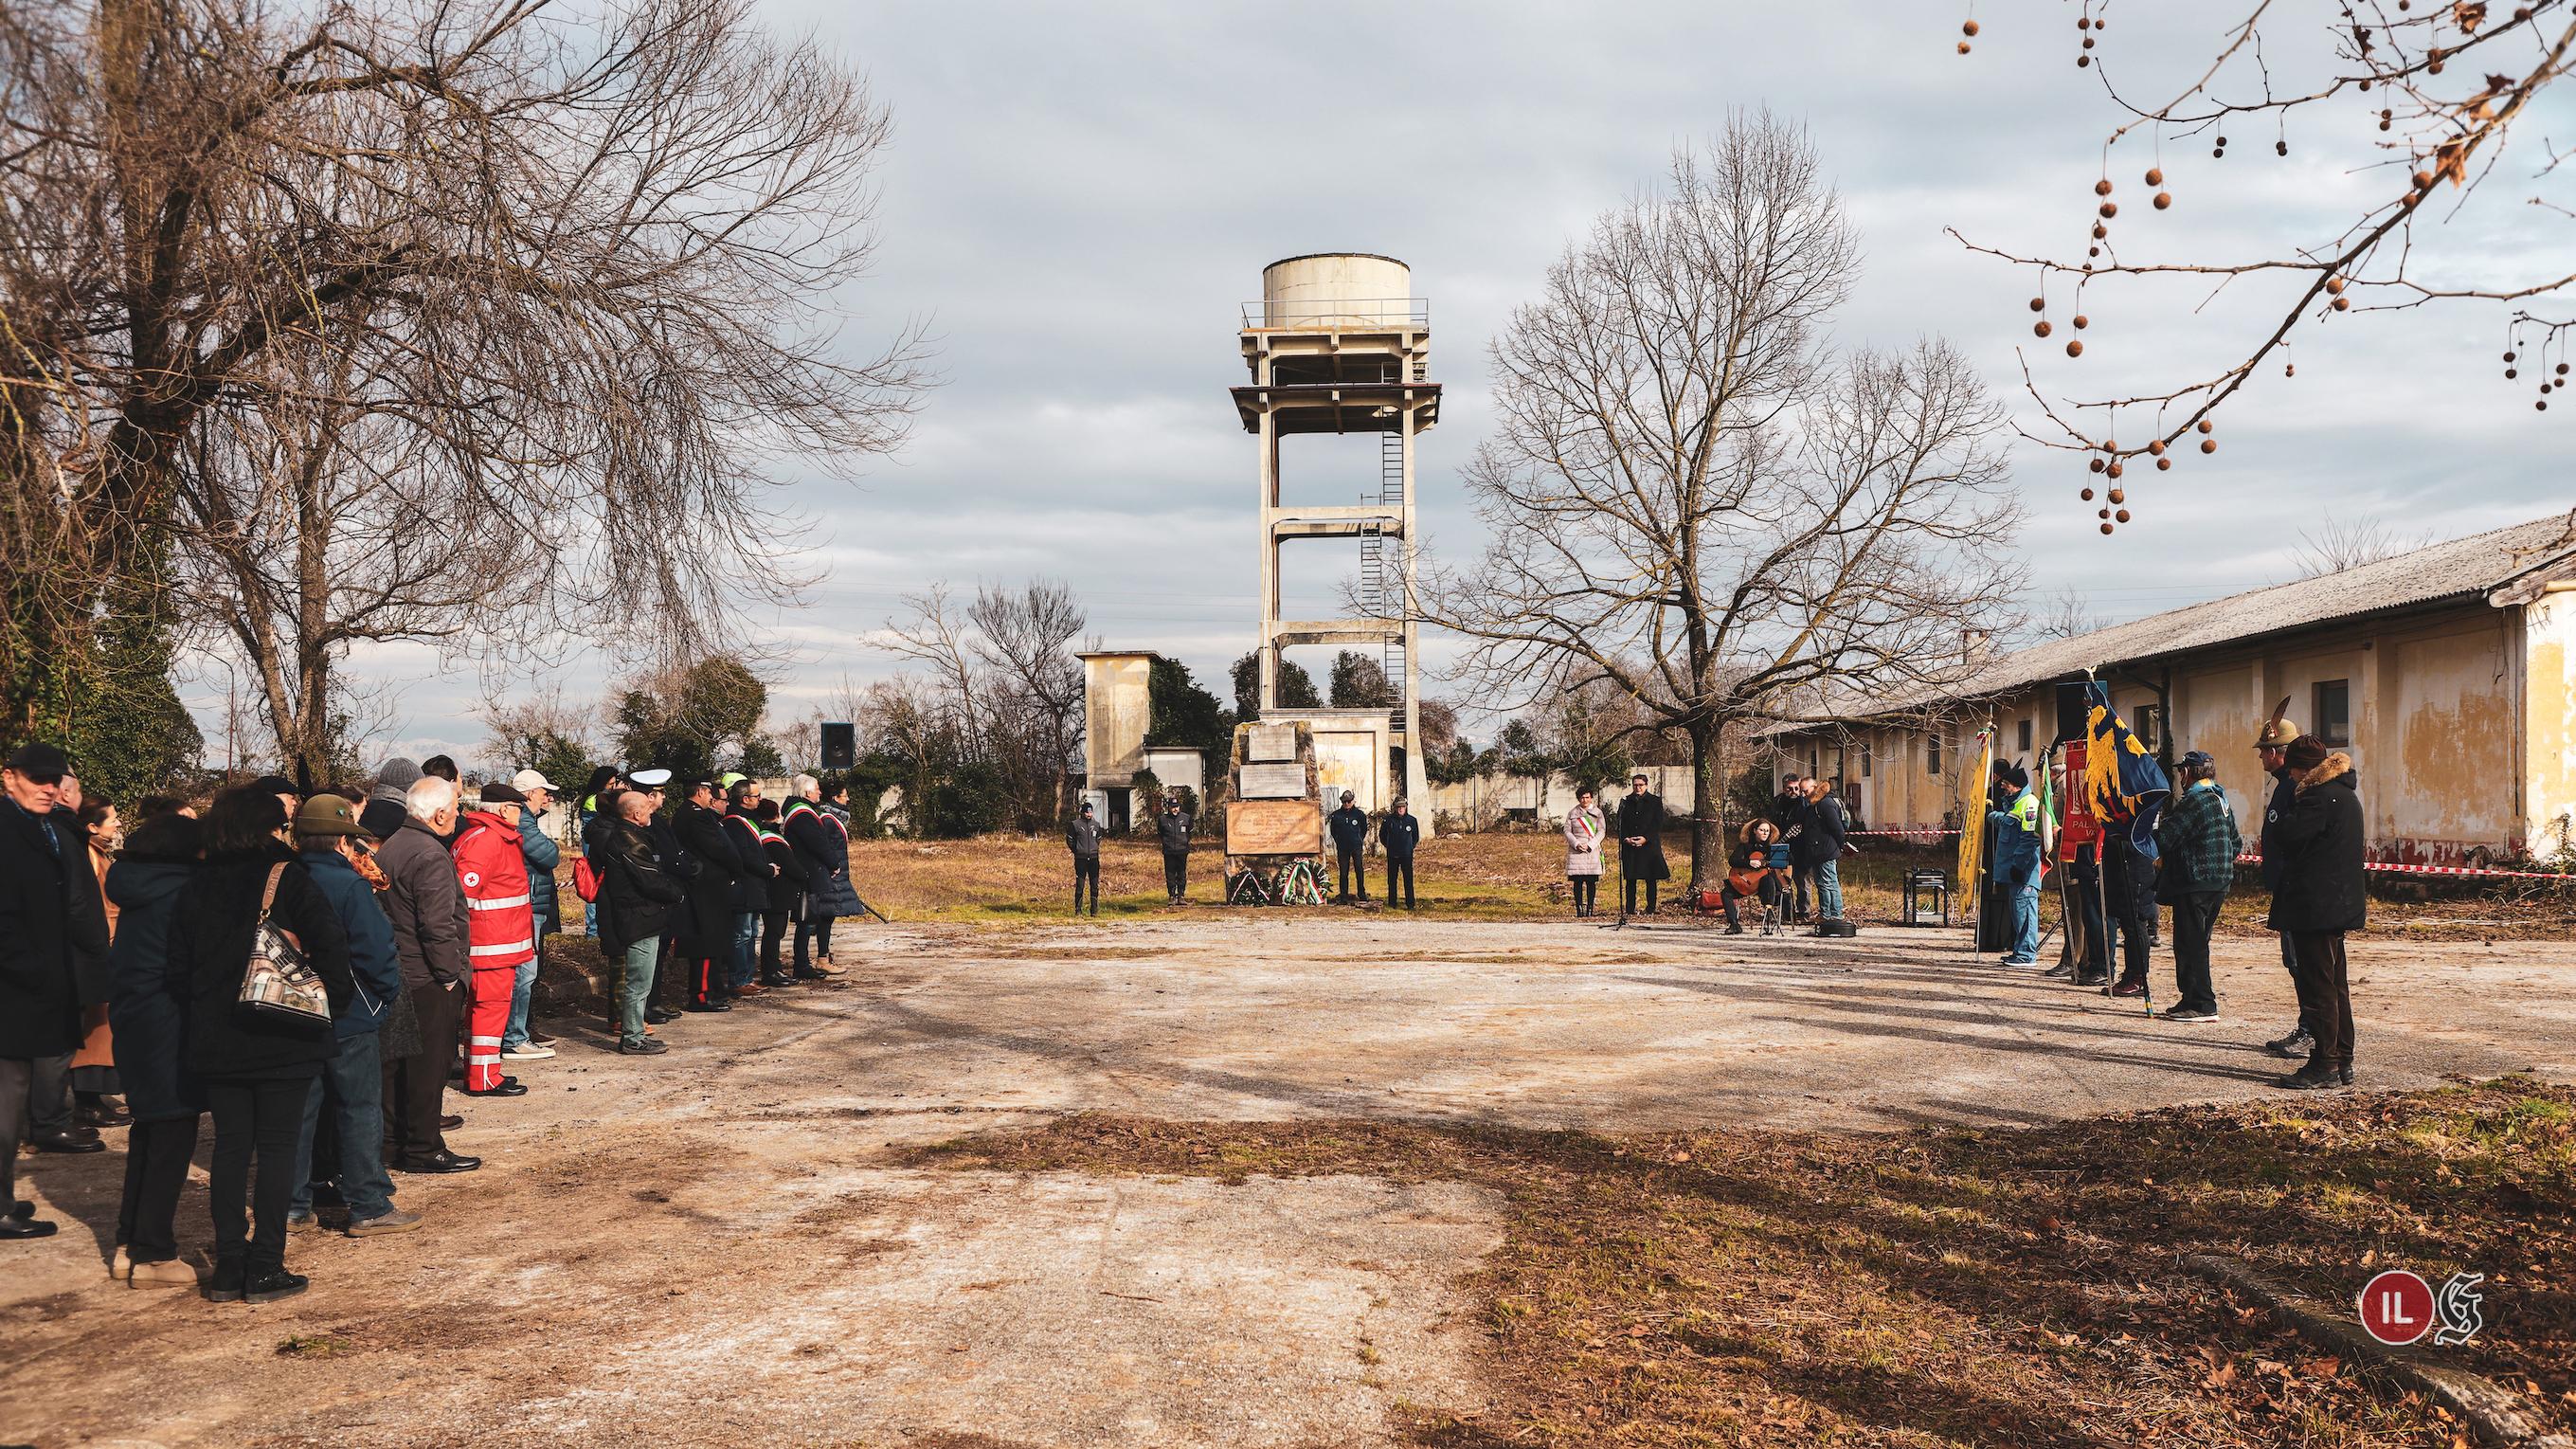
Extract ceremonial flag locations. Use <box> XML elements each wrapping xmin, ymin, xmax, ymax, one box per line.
<box><xmin>2080</xmin><ymin>681</ymin><xmax>2171</xmax><ymax>854</ymax></box>
<box><xmin>1955</xmin><ymin>725</ymin><xmax>1993</xmax><ymax>893</ymax></box>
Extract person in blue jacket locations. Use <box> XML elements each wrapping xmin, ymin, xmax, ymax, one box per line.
<box><xmin>1379</xmin><ymin>799</ymin><xmax>1422</xmax><ymax>911</ymax></box>
<box><xmin>1988</xmin><ymin>761</ymin><xmax>2044</xmax><ymax>966</ymax></box>
<box><xmin>287</xmin><ymin>793</ymin><xmax>417</xmax><ymax>1238</ymax></box>
<box><xmin>502</xmin><ymin>770</ymin><xmax>562</xmax><ymax>1061</ymax></box>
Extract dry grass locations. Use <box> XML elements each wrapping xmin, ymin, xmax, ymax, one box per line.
<box><xmin>905</xmin><ymin>1078</ymin><xmax>2576</xmax><ymax>1448</ymax></box>
<box><xmin>820</xmin><ymin>831</ymin><xmax>2576</xmax><ymax>939</ymax></box>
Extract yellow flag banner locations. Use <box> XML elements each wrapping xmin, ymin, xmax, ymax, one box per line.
<box><xmin>1955</xmin><ymin>726</ymin><xmax>1994</xmax><ymax>894</ymax></box>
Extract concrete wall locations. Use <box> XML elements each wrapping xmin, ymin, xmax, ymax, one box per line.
<box><xmin>1769</xmin><ymin>599</ymin><xmax>2545</xmax><ymax>860</ymax></box>
<box><xmin>1081</xmin><ymin>653</ymin><xmax>1154</xmax><ymax>787</ymax></box>
<box><xmin>1423</xmin><ymin>764</ymin><xmax>1697</xmax><ymax>828</ymax></box>
<box><xmin>2526</xmin><ymin>591</ymin><xmax>2576</xmax><ymax>860</ymax></box>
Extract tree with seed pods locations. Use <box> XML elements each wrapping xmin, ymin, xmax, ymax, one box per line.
<box><xmin>1950</xmin><ymin>1</ymin><xmax>2576</xmax><ymax>534</ymax></box>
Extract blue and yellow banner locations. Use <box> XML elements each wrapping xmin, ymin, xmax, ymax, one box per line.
<box><xmin>2080</xmin><ymin>681</ymin><xmax>2171</xmax><ymax>855</ymax></box>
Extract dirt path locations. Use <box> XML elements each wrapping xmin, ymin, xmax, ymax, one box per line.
<box><xmin>5</xmin><ymin>919</ymin><xmax>2571</xmax><ymax>1447</ymax></box>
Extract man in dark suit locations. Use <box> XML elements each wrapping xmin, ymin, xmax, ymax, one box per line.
<box><xmin>1379</xmin><ymin>800</ymin><xmax>1421</xmax><ymax>910</ymax></box>
<box><xmin>675</xmin><ymin>780</ymin><xmax>742</xmax><ymax>1011</ymax></box>
<box><xmin>1326</xmin><ymin>791</ymin><xmax>1370</xmax><ymax>903</ymax></box>
<box><xmin>1</xmin><ymin>742</ymin><xmax>115</xmax><ymax>1240</ymax></box>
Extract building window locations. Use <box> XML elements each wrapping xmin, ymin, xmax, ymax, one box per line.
<box><xmin>1927</xmin><ymin>732</ymin><xmax>1942</xmax><ymax>776</ymax></box>
<box><xmin>2314</xmin><ymin>679</ymin><xmax>2351</xmax><ymax>747</ymax></box>
<box><xmin>2131</xmin><ymin>704</ymin><xmax>2161</xmax><ymax>751</ymax></box>
<box><xmin>1859</xmin><ymin>743</ymin><xmax>1871</xmax><ymax>779</ymax></box>
<box><xmin>2016</xmin><ymin>718</ymin><xmax>2032</xmax><ymax>753</ymax></box>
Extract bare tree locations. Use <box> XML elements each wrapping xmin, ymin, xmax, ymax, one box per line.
<box><xmin>2289</xmin><ymin>514</ymin><xmax>2434</xmax><ymax>577</ymax></box>
<box><xmin>1949</xmin><ymin>4</ymin><xmax>2576</xmax><ymax>526</ymax></box>
<box><xmin>881</xmin><ymin>587</ymin><xmax>987</xmax><ymax>761</ymax></box>
<box><xmin>1420</xmin><ymin>118</ymin><xmax>2022</xmax><ymax>887</ymax></box>
<box><xmin>1</xmin><ymin>0</ymin><xmax>928</xmax><ymax>753</ymax></box>
<box><xmin>966</xmin><ymin>580</ymin><xmax>1087</xmax><ymax>823</ymax></box>
<box><xmin>2035</xmin><ymin>584</ymin><xmax>2111</xmax><ymax>640</ymax></box>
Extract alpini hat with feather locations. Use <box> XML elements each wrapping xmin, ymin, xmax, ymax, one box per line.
<box><xmin>2253</xmin><ymin>696</ymin><xmax>2301</xmax><ymax>750</ymax></box>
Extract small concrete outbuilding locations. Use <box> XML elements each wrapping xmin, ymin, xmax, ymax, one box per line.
<box><xmin>1763</xmin><ymin>514</ymin><xmax>2576</xmax><ymax>864</ymax></box>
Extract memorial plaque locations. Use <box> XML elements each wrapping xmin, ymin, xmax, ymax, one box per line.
<box><xmin>1235</xmin><ymin>762</ymin><xmax>1309</xmax><ymax>800</ymax></box>
<box><xmin>1226</xmin><ymin>799</ymin><xmax>1323</xmax><ymax>856</ymax></box>
<box><xmin>1245</xmin><ymin>723</ymin><xmax>1298</xmax><ymax>762</ymax></box>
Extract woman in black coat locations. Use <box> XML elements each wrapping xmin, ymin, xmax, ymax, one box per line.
<box><xmin>104</xmin><ymin>812</ymin><xmax>208</xmax><ymax>1285</ymax></box>
<box><xmin>752</xmin><ymin>800</ymin><xmax>809</xmax><ymax>987</ymax></box>
<box><xmin>2265</xmin><ymin>737</ymin><xmax>2366</xmax><ymax>1090</ymax></box>
<box><xmin>168</xmin><ymin>788</ymin><xmax>353</xmax><ymax>1302</ymax></box>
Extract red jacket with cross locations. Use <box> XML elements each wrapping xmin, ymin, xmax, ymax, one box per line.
<box><xmin>452</xmin><ymin>810</ymin><xmax>537</xmax><ymax>972</ymax></box>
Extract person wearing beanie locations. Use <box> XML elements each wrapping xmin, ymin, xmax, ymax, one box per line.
<box><xmin>362</xmin><ymin>759</ymin><xmax>423</xmax><ymax>842</ymax></box>
<box><xmin>1988</xmin><ymin>759</ymin><xmax>2043</xmax><ymax>966</ymax></box>
<box><xmin>2266</xmin><ymin>734</ymin><xmax>2365</xmax><ymax>1089</ymax></box>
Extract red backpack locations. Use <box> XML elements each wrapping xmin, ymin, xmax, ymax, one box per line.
<box><xmin>572</xmin><ymin>856</ymin><xmax>603</xmax><ymax>903</ymax></box>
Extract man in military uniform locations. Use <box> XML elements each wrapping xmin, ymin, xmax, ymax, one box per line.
<box><xmin>1326</xmin><ymin>791</ymin><xmax>1370</xmax><ymax>904</ymax></box>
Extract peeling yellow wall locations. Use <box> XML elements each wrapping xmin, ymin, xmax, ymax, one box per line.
<box><xmin>2528</xmin><ymin>595</ymin><xmax>2576</xmax><ymax>860</ymax></box>
<box><xmin>1772</xmin><ymin>599</ymin><xmax>2552</xmax><ymax>858</ymax></box>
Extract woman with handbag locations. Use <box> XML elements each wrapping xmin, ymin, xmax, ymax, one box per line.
<box><xmin>166</xmin><ymin>788</ymin><xmax>353</xmax><ymax>1303</ymax></box>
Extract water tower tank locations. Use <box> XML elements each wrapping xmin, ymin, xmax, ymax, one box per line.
<box><xmin>1260</xmin><ymin>253</ymin><xmax>1413</xmax><ymax>330</ymax></box>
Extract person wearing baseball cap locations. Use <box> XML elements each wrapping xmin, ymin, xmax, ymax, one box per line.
<box><xmin>501</xmin><ymin>771</ymin><xmax>563</xmax><ymax>1062</ymax></box>
<box><xmin>1327</xmin><ymin>790</ymin><xmax>1370</xmax><ymax>904</ymax></box>
<box><xmin>2148</xmin><ymin>749</ymin><xmax>2242</xmax><ymax>1026</ymax></box>
<box><xmin>3</xmin><ymin>741</ymin><xmax>114</xmax><ymax>1239</ymax></box>
<box><xmin>287</xmin><ymin>793</ymin><xmax>420</xmax><ymax>1238</ymax></box>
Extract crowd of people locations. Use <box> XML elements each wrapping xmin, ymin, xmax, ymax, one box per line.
<box><xmin>0</xmin><ymin>743</ymin><xmax>872</xmax><ymax>1301</ymax></box>
<box><xmin>1979</xmin><ymin>714</ymin><xmax>2368</xmax><ymax>1091</ymax></box>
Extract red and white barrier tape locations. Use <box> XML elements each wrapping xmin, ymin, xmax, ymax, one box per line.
<box><xmin>2230</xmin><ymin>853</ymin><xmax>2570</xmax><ymax>881</ymax></box>
<box><xmin>1837</xmin><ymin>829</ymin><xmax>2567</xmax><ymax>880</ymax></box>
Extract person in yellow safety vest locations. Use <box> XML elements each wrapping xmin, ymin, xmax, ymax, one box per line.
<box><xmin>1989</xmin><ymin>760</ymin><xmax>2044</xmax><ymax>966</ymax></box>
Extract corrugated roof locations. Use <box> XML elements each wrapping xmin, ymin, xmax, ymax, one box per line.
<box><xmin>1767</xmin><ymin>511</ymin><xmax>2576</xmax><ymax>730</ymax></box>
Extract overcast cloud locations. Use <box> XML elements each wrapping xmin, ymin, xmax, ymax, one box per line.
<box><xmin>234</xmin><ymin>1</ymin><xmax>2575</xmax><ymax>769</ymax></box>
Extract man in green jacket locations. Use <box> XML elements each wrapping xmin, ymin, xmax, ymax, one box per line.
<box><xmin>2151</xmin><ymin>750</ymin><xmax>2242</xmax><ymax>1023</ymax></box>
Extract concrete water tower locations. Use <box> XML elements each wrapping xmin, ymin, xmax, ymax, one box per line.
<box><xmin>1232</xmin><ymin>254</ymin><xmax>1440</xmax><ymax>814</ymax></box>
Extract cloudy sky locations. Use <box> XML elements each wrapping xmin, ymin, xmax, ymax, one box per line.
<box><xmin>233</xmin><ymin>1</ymin><xmax>2573</xmax><ymax>769</ymax></box>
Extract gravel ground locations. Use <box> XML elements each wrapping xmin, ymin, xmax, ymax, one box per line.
<box><xmin>5</xmin><ymin>916</ymin><xmax>2571</xmax><ymax>1447</ymax></box>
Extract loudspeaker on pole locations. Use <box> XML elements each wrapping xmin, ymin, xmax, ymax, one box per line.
<box><xmin>820</xmin><ymin>721</ymin><xmax>856</xmax><ymax>770</ymax></box>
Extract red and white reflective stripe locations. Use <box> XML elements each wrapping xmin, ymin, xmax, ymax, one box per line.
<box><xmin>1849</xmin><ymin>827</ymin><xmax>1963</xmax><ymax>839</ymax></box>
<box><xmin>470</xmin><ymin>938</ymin><xmax>534</xmax><ymax>957</ymax></box>
<box><xmin>466</xmin><ymin>894</ymin><xmax>531</xmax><ymax>911</ymax></box>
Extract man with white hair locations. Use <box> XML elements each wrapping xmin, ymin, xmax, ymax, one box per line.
<box><xmin>376</xmin><ymin>776</ymin><xmax>477</xmax><ymax>1174</ymax></box>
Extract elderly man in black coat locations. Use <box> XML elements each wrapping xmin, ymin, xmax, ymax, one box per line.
<box><xmin>1</xmin><ymin>741</ymin><xmax>115</xmax><ymax>1241</ymax></box>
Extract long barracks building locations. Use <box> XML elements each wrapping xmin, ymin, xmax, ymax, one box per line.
<box><xmin>1761</xmin><ymin>514</ymin><xmax>2576</xmax><ymax>866</ymax></box>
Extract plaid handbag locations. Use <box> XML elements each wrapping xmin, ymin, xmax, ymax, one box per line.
<box><xmin>238</xmin><ymin>861</ymin><xmax>332</xmax><ymax>1027</ymax></box>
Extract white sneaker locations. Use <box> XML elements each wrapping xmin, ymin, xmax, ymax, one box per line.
<box><xmin>501</xmin><ymin>1043</ymin><xmax>555</xmax><ymax>1060</ymax></box>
